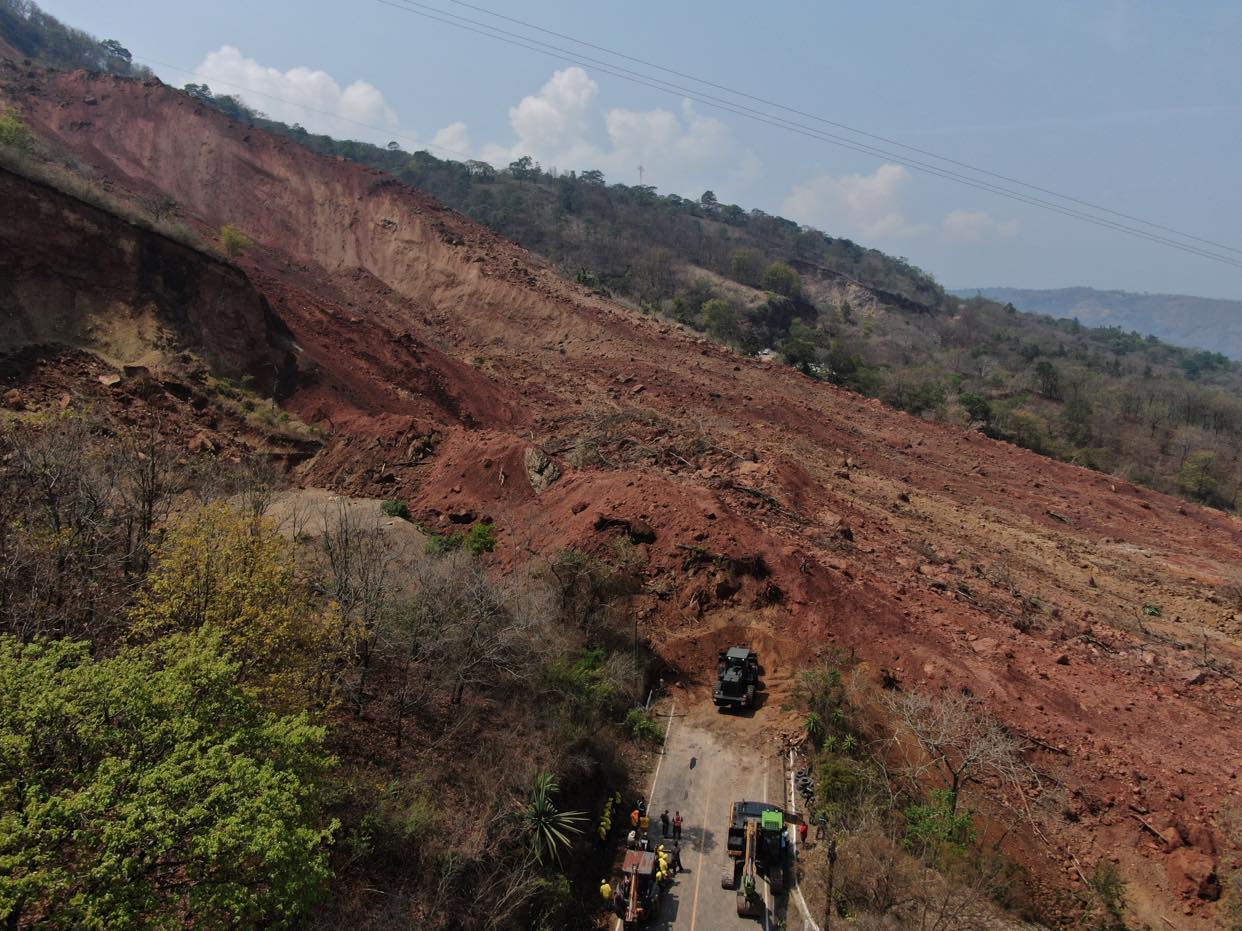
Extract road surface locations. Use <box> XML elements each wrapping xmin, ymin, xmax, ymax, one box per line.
<box><xmin>622</xmin><ymin>691</ymin><xmax>805</xmax><ymax>931</ymax></box>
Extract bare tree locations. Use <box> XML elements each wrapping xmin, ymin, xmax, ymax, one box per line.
<box><xmin>412</xmin><ymin>553</ymin><xmax>545</xmax><ymax>706</ymax></box>
<box><xmin>882</xmin><ymin>690</ymin><xmax>1029</xmax><ymax>816</ymax></box>
<box><xmin>111</xmin><ymin>426</ymin><xmax>183</xmax><ymax>576</ymax></box>
<box><xmin>0</xmin><ymin>417</ymin><xmax>128</xmax><ymax>639</ymax></box>
<box><xmin>311</xmin><ymin>500</ymin><xmax>395</xmax><ymax>713</ymax></box>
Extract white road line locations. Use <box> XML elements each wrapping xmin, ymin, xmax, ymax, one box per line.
<box><xmin>688</xmin><ymin>761</ymin><xmax>716</xmax><ymax>930</ymax></box>
<box><xmin>646</xmin><ymin>699</ymin><xmax>675</xmax><ymax>800</ymax></box>
<box><xmin>787</xmin><ymin>749</ymin><xmax>822</xmax><ymax>931</ymax></box>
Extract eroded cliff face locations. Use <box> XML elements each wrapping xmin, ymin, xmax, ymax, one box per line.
<box><xmin>0</xmin><ymin>167</ymin><xmax>297</xmax><ymax>394</ymax></box>
<box><xmin>2</xmin><ymin>64</ymin><xmax>1241</xmax><ymax>926</ymax></box>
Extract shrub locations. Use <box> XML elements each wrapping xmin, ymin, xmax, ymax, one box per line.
<box><xmin>1087</xmin><ymin>860</ymin><xmax>1128</xmax><ymax>930</ymax></box>
<box><xmin>381</xmin><ymin>499</ymin><xmax>411</xmax><ymax>520</ymax></box>
<box><xmin>424</xmin><ymin>529</ymin><xmax>463</xmax><ymax>556</ymax></box>
<box><xmin>903</xmin><ymin>789</ymin><xmax>977</xmax><ymax>862</ymax></box>
<box><xmin>0</xmin><ymin>110</ymin><xmax>30</xmax><ymax>148</ymax></box>
<box><xmin>624</xmin><ymin>706</ymin><xmax>665</xmax><ymax>744</ymax></box>
<box><xmin>220</xmin><ymin>223</ymin><xmax>251</xmax><ymax>256</ymax></box>
<box><xmin>425</xmin><ymin>522</ymin><xmax>497</xmax><ymax>556</ymax></box>
<box><xmin>464</xmin><ymin>521</ymin><xmax>497</xmax><ymax>554</ymax></box>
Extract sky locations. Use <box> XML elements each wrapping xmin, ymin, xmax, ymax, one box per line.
<box><xmin>38</xmin><ymin>0</ymin><xmax>1242</xmax><ymax>299</ymax></box>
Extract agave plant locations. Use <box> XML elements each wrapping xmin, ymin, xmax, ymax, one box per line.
<box><xmin>522</xmin><ymin>773</ymin><xmax>586</xmax><ymax>866</ymax></box>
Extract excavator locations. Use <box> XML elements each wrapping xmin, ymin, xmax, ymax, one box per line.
<box><xmin>721</xmin><ymin>801</ymin><xmax>788</xmax><ymax>917</ymax></box>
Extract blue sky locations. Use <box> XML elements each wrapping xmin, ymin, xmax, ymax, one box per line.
<box><xmin>41</xmin><ymin>0</ymin><xmax>1242</xmax><ymax>299</ymax></box>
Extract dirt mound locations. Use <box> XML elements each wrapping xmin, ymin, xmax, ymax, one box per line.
<box><xmin>2</xmin><ymin>65</ymin><xmax>1241</xmax><ymax>926</ymax></box>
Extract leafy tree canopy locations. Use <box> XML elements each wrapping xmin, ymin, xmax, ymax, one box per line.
<box><xmin>0</xmin><ymin>631</ymin><xmax>336</xmax><ymax>929</ymax></box>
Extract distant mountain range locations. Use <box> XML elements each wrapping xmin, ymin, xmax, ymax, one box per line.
<box><xmin>952</xmin><ymin>287</ymin><xmax>1242</xmax><ymax>359</ymax></box>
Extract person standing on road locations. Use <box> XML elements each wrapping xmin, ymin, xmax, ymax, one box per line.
<box><xmin>630</xmin><ymin>807</ymin><xmax>640</xmax><ymax>829</ymax></box>
<box><xmin>798</xmin><ymin>819</ymin><xmax>809</xmax><ymax>847</ymax></box>
<box><xmin>660</xmin><ymin>810</ymin><xmax>670</xmax><ymax>837</ymax></box>
<box><xmin>672</xmin><ymin>811</ymin><xmax>683</xmax><ymax>840</ymax></box>
<box><xmin>671</xmin><ymin>843</ymin><xmax>683</xmax><ymax>872</ymax></box>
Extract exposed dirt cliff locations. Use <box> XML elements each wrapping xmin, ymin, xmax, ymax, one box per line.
<box><xmin>3</xmin><ymin>64</ymin><xmax>1241</xmax><ymax>926</ymax></box>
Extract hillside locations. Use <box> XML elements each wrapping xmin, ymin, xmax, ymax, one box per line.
<box><xmin>163</xmin><ymin>87</ymin><xmax>1242</xmax><ymax>515</ymax></box>
<box><xmin>3</xmin><ymin>52</ymin><xmax>1242</xmax><ymax>929</ymax></box>
<box><xmin>959</xmin><ymin>286</ymin><xmax>1242</xmax><ymax>361</ymax></box>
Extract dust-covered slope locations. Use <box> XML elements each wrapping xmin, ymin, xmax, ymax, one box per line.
<box><xmin>3</xmin><ymin>66</ymin><xmax>1242</xmax><ymax>926</ymax></box>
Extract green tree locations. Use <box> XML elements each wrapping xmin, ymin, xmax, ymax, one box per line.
<box><xmin>1032</xmin><ymin>360</ymin><xmax>1062</xmax><ymax>400</ymax></box>
<box><xmin>508</xmin><ymin>155</ymin><xmax>539</xmax><ymax>180</ymax></box>
<box><xmin>1178</xmin><ymin>450</ymin><xmax>1220</xmax><ymax>502</ymax></box>
<box><xmin>701</xmin><ymin>298</ymin><xmax>743</xmax><ymax>347</ymax></box>
<box><xmin>99</xmin><ymin>38</ymin><xmax>132</xmax><ymax>66</ymax></box>
<box><xmin>762</xmin><ymin>260</ymin><xmax>801</xmax><ymax>298</ymax></box>
<box><xmin>730</xmin><ymin>248</ymin><xmax>762</xmax><ymax>286</ymax></box>
<box><xmin>959</xmin><ymin>392</ymin><xmax>992</xmax><ymax>425</ymax></box>
<box><xmin>0</xmin><ymin>632</ymin><xmax>336</xmax><ymax>929</ymax></box>
<box><xmin>131</xmin><ymin>503</ymin><xmax>333</xmax><ymax>704</ymax></box>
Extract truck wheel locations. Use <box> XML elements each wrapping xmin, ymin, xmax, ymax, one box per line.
<box><xmin>746</xmin><ymin>685</ymin><xmax>756</xmax><ymax>707</ymax></box>
<box><xmin>770</xmin><ymin>865</ymin><xmax>785</xmax><ymax>893</ymax></box>
<box><xmin>721</xmin><ymin>859</ymin><xmax>738</xmax><ymax>889</ymax></box>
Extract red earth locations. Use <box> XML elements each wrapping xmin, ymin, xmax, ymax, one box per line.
<box><xmin>3</xmin><ymin>63</ymin><xmax>1241</xmax><ymax>926</ymax></box>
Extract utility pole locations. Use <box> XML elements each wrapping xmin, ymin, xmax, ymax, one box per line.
<box><xmin>638</xmin><ymin>164</ymin><xmax>645</xmax><ymax>185</ymax></box>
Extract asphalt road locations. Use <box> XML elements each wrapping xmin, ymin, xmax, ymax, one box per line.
<box><xmin>623</xmin><ymin>695</ymin><xmax>792</xmax><ymax>931</ymax></box>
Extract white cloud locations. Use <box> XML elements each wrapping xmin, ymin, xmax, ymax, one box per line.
<box><xmin>432</xmin><ymin>121</ymin><xmax>472</xmax><ymax>156</ymax></box>
<box><xmin>941</xmin><ymin>209</ymin><xmax>1020</xmax><ymax>243</ymax></box>
<box><xmin>472</xmin><ymin>67</ymin><xmax>757</xmax><ymax>193</ymax></box>
<box><xmin>782</xmin><ymin>164</ymin><xmax>922</xmax><ymax>240</ymax></box>
<box><xmin>195</xmin><ymin>46</ymin><xmax>400</xmax><ymax>141</ymax></box>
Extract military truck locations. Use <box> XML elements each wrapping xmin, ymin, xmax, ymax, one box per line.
<box><xmin>713</xmin><ymin>646</ymin><xmax>760</xmax><ymax>710</ymax></box>
<box><xmin>721</xmin><ymin>801</ymin><xmax>788</xmax><ymax>917</ymax></box>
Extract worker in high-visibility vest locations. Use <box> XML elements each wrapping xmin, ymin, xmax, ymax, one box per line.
<box><xmin>600</xmin><ymin>879</ymin><xmax>612</xmax><ymax>902</ymax></box>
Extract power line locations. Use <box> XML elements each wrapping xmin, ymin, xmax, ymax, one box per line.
<box><xmin>436</xmin><ymin>0</ymin><xmax>1242</xmax><ymax>259</ymax></box>
<box><xmin>367</xmin><ymin>0</ymin><xmax>1242</xmax><ymax>269</ymax></box>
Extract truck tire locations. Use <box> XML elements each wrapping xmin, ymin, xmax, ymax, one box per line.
<box><xmin>721</xmin><ymin>859</ymin><xmax>738</xmax><ymax>890</ymax></box>
<box><xmin>770</xmin><ymin>864</ymin><xmax>785</xmax><ymax>894</ymax></box>
<box><xmin>745</xmin><ymin>685</ymin><xmax>756</xmax><ymax>707</ymax></box>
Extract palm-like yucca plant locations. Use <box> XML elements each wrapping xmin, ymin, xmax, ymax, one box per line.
<box><xmin>522</xmin><ymin>772</ymin><xmax>586</xmax><ymax>865</ymax></box>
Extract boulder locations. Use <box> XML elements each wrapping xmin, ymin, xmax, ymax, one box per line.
<box><xmin>1165</xmin><ymin>848</ymin><xmax>1219</xmax><ymax>900</ymax></box>
<box><xmin>524</xmin><ymin>447</ymin><xmax>561</xmax><ymax>493</ymax></box>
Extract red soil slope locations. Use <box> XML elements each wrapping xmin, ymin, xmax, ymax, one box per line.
<box><xmin>3</xmin><ymin>65</ymin><xmax>1241</xmax><ymax>925</ymax></box>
